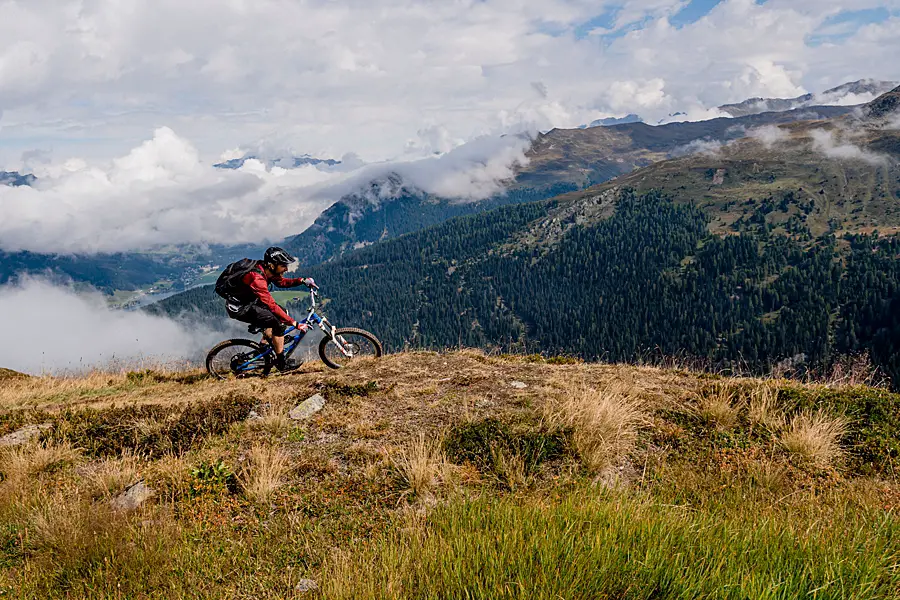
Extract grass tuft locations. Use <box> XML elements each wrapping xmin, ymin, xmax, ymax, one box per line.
<box><xmin>779</xmin><ymin>409</ymin><xmax>848</xmax><ymax>468</ymax></box>
<box><xmin>392</xmin><ymin>434</ymin><xmax>451</xmax><ymax>498</ymax></box>
<box><xmin>694</xmin><ymin>383</ymin><xmax>741</xmax><ymax>430</ymax></box>
<box><xmin>747</xmin><ymin>384</ymin><xmax>785</xmax><ymax>431</ymax></box>
<box><xmin>0</xmin><ymin>441</ymin><xmax>80</xmax><ymax>483</ymax></box>
<box><xmin>546</xmin><ymin>382</ymin><xmax>644</xmax><ymax>472</ymax></box>
<box><xmin>239</xmin><ymin>444</ymin><xmax>291</xmax><ymax>503</ymax></box>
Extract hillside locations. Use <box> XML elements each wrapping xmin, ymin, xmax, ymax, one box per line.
<box><xmin>154</xmin><ymin>176</ymin><xmax>900</xmax><ymax>390</ymax></box>
<box><xmin>281</xmin><ymin>104</ymin><xmax>856</xmax><ymax>268</ymax></box>
<box><xmin>1</xmin><ymin>351</ymin><xmax>898</xmax><ymax>597</ymax></box>
<box><xmin>0</xmin><ymin>100</ymin><xmax>868</xmax><ymax>290</ymax></box>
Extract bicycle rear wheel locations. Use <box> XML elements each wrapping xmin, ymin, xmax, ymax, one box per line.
<box><xmin>206</xmin><ymin>339</ymin><xmax>273</xmax><ymax>380</ymax></box>
<box><xmin>318</xmin><ymin>327</ymin><xmax>383</xmax><ymax>369</ymax></box>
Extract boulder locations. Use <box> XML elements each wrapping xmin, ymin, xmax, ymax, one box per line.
<box><xmin>295</xmin><ymin>579</ymin><xmax>319</xmax><ymax>593</ymax></box>
<box><xmin>0</xmin><ymin>424</ymin><xmax>52</xmax><ymax>447</ymax></box>
<box><xmin>111</xmin><ymin>481</ymin><xmax>155</xmax><ymax>511</ymax></box>
<box><xmin>289</xmin><ymin>394</ymin><xmax>326</xmax><ymax>420</ymax></box>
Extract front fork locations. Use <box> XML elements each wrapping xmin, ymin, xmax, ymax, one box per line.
<box><xmin>318</xmin><ymin>318</ymin><xmax>353</xmax><ymax>357</ymax></box>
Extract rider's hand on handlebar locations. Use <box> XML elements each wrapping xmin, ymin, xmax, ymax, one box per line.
<box><xmin>293</xmin><ymin>321</ymin><xmax>309</xmax><ymax>332</ymax></box>
<box><xmin>302</xmin><ymin>277</ymin><xmax>318</xmax><ymax>289</ymax></box>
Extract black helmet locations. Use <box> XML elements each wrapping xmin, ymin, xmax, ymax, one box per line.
<box><xmin>264</xmin><ymin>246</ymin><xmax>296</xmax><ymax>266</ymax></box>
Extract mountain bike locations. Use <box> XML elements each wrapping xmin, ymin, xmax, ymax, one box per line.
<box><xmin>205</xmin><ymin>287</ymin><xmax>382</xmax><ymax>379</ymax></box>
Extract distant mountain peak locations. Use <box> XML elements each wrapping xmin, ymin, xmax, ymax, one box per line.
<box><xmin>719</xmin><ymin>79</ymin><xmax>898</xmax><ymax>118</ymax></box>
<box><xmin>863</xmin><ymin>85</ymin><xmax>900</xmax><ymax>120</ymax></box>
<box><xmin>0</xmin><ymin>171</ymin><xmax>36</xmax><ymax>187</ymax></box>
<box><xmin>213</xmin><ymin>154</ymin><xmax>341</xmax><ymax>170</ymax></box>
<box><xmin>581</xmin><ymin>114</ymin><xmax>643</xmax><ymax>128</ymax></box>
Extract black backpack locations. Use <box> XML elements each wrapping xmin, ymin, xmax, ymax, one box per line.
<box><xmin>215</xmin><ymin>258</ymin><xmax>259</xmax><ymax>303</ymax></box>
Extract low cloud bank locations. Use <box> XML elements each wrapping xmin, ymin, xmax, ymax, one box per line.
<box><xmin>809</xmin><ymin>129</ymin><xmax>890</xmax><ymax>166</ymax></box>
<box><xmin>0</xmin><ymin>127</ymin><xmax>531</xmax><ymax>254</ymax></box>
<box><xmin>0</xmin><ymin>278</ymin><xmax>225</xmax><ymax>375</ymax></box>
<box><xmin>747</xmin><ymin>125</ymin><xmax>791</xmax><ymax>148</ymax></box>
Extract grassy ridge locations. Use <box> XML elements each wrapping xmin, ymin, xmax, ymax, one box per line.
<box><xmin>0</xmin><ymin>351</ymin><xmax>898</xmax><ymax>598</ymax></box>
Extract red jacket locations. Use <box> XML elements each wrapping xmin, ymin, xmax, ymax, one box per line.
<box><xmin>240</xmin><ymin>265</ymin><xmax>306</xmax><ymax>324</ymax></box>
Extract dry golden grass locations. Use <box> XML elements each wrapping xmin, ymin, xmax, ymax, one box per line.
<box><xmin>779</xmin><ymin>410</ymin><xmax>848</xmax><ymax>468</ymax></box>
<box><xmin>391</xmin><ymin>434</ymin><xmax>452</xmax><ymax>498</ymax></box>
<box><xmin>147</xmin><ymin>454</ymin><xmax>192</xmax><ymax>501</ymax></box>
<box><xmin>489</xmin><ymin>445</ymin><xmax>528</xmax><ymax>490</ymax></box>
<box><xmin>694</xmin><ymin>384</ymin><xmax>741</xmax><ymax>430</ymax></box>
<box><xmin>546</xmin><ymin>381</ymin><xmax>645</xmax><ymax>473</ymax></box>
<box><xmin>239</xmin><ymin>443</ymin><xmax>292</xmax><ymax>503</ymax></box>
<box><xmin>747</xmin><ymin>384</ymin><xmax>785</xmax><ymax>431</ymax></box>
<box><xmin>84</xmin><ymin>451</ymin><xmax>142</xmax><ymax>499</ymax></box>
<box><xmin>0</xmin><ymin>441</ymin><xmax>80</xmax><ymax>483</ymax></box>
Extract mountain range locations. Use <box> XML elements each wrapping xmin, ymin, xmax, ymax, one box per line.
<box><xmin>718</xmin><ymin>79</ymin><xmax>897</xmax><ymax>117</ymax></box>
<box><xmin>2</xmin><ymin>81</ymin><xmax>898</xmax><ymax>299</ymax></box>
<box><xmin>152</xmin><ymin>85</ymin><xmax>900</xmax><ymax>387</ymax></box>
<box><xmin>213</xmin><ymin>154</ymin><xmax>342</xmax><ymax>170</ymax></box>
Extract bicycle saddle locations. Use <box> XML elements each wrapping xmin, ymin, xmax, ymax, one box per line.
<box><xmin>247</xmin><ymin>325</ymin><xmax>263</xmax><ymax>334</ymax></box>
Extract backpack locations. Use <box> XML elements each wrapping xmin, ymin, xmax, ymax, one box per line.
<box><xmin>214</xmin><ymin>258</ymin><xmax>259</xmax><ymax>304</ymax></box>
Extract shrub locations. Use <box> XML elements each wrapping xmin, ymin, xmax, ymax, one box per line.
<box><xmin>49</xmin><ymin>392</ymin><xmax>257</xmax><ymax>458</ymax></box>
<box><xmin>191</xmin><ymin>460</ymin><xmax>238</xmax><ymax>497</ymax></box>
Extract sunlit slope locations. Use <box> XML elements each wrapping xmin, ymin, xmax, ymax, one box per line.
<box><xmin>0</xmin><ymin>351</ymin><xmax>898</xmax><ymax>597</ymax></box>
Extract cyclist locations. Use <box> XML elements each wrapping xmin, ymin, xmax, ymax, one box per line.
<box><xmin>224</xmin><ymin>246</ymin><xmax>317</xmax><ymax>372</ymax></box>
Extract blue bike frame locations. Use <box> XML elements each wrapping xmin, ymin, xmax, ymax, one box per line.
<box><xmin>232</xmin><ymin>288</ymin><xmax>347</xmax><ymax>373</ymax></box>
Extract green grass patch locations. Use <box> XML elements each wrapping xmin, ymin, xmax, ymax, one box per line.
<box><xmin>444</xmin><ymin>418</ymin><xmax>570</xmax><ymax>485</ymax></box>
<box><xmin>323</xmin><ymin>490</ymin><xmax>900</xmax><ymax>599</ymax></box>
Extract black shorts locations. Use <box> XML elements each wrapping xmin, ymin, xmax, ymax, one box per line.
<box><xmin>227</xmin><ymin>304</ymin><xmax>287</xmax><ymax>336</ymax></box>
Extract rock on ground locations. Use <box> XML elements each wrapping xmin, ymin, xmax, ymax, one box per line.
<box><xmin>289</xmin><ymin>394</ymin><xmax>326</xmax><ymax>420</ymax></box>
<box><xmin>295</xmin><ymin>579</ymin><xmax>319</xmax><ymax>593</ymax></box>
<box><xmin>0</xmin><ymin>424</ymin><xmax>52</xmax><ymax>447</ymax></box>
<box><xmin>111</xmin><ymin>481</ymin><xmax>155</xmax><ymax>511</ymax></box>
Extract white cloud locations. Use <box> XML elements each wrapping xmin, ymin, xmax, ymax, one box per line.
<box><xmin>0</xmin><ymin>278</ymin><xmax>225</xmax><ymax>374</ymax></box>
<box><xmin>0</xmin><ymin>126</ymin><xmax>532</xmax><ymax>253</ymax></box>
<box><xmin>809</xmin><ymin>128</ymin><xmax>890</xmax><ymax>166</ymax></box>
<box><xmin>747</xmin><ymin>124</ymin><xmax>790</xmax><ymax>148</ymax></box>
<box><xmin>670</xmin><ymin>138</ymin><xmax>723</xmax><ymax>157</ymax></box>
<box><xmin>0</xmin><ymin>0</ymin><xmax>897</xmax><ymax>169</ymax></box>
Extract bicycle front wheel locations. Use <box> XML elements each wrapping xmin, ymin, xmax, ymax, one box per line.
<box><xmin>318</xmin><ymin>328</ymin><xmax>383</xmax><ymax>369</ymax></box>
<box><xmin>206</xmin><ymin>339</ymin><xmax>272</xmax><ymax>380</ymax></box>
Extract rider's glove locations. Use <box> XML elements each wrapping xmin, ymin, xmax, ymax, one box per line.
<box><xmin>293</xmin><ymin>321</ymin><xmax>309</xmax><ymax>332</ymax></box>
<box><xmin>302</xmin><ymin>277</ymin><xmax>318</xmax><ymax>289</ymax></box>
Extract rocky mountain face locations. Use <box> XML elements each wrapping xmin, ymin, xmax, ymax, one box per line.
<box><xmin>718</xmin><ymin>79</ymin><xmax>897</xmax><ymax>118</ymax></box>
<box><xmin>863</xmin><ymin>84</ymin><xmax>900</xmax><ymax>121</ymax></box>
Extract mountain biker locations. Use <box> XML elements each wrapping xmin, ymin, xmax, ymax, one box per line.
<box><xmin>224</xmin><ymin>246</ymin><xmax>317</xmax><ymax>372</ymax></box>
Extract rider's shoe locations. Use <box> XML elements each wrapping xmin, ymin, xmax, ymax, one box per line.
<box><xmin>274</xmin><ymin>354</ymin><xmax>302</xmax><ymax>373</ymax></box>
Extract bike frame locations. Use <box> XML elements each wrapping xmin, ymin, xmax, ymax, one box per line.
<box><xmin>232</xmin><ymin>288</ymin><xmax>351</xmax><ymax>374</ymax></box>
